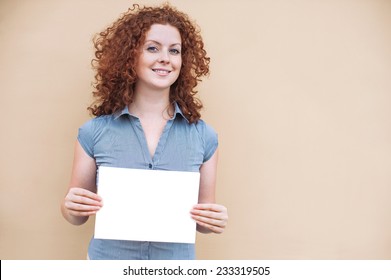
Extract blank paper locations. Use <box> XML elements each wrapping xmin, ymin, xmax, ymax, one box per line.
<box><xmin>94</xmin><ymin>166</ymin><xmax>200</xmax><ymax>243</ymax></box>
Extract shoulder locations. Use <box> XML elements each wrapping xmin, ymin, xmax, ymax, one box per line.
<box><xmin>194</xmin><ymin>119</ymin><xmax>218</xmax><ymax>162</ymax></box>
<box><xmin>78</xmin><ymin>114</ymin><xmax>115</xmax><ymax>144</ymax></box>
<box><xmin>79</xmin><ymin>115</ymin><xmax>113</xmax><ymax>133</ymax></box>
<box><xmin>77</xmin><ymin>115</ymin><xmax>115</xmax><ymax>158</ymax></box>
<box><xmin>194</xmin><ymin>119</ymin><xmax>218</xmax><ymax>140</ymax></box>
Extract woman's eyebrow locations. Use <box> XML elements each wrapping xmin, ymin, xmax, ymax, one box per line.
<box><xmin>144</xmin><ymin>40</ymin><xmax>181</xmax><ymax>47</ymax></box>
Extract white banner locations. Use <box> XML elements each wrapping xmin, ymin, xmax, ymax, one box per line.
<box><xmin>2</xmin><ymin>260</ymin><xmax>391</xmax><ymax>280</ymax></box>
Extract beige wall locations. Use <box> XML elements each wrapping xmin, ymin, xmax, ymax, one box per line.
<box><xmin>1</xmin><ymin>0</ymin><xmax>391</xmax><ymax>259</ymax></box>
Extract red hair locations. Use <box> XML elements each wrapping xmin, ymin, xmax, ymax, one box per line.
<box><xmin>88</xmin><ymin>4</ymin><xmax>210</xmax><ymax>123</ymax></box>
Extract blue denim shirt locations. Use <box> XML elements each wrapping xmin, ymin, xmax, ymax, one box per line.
<box><xmin>77</xmin><ymin>103</ymin><xmax>218</xmax><ymax>260</ymax></box>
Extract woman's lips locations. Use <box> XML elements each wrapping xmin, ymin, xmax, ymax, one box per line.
<box><xmin>152</xmin><ymin>68</ymin><xmax>171</xmax><ymax>75</ymax></box>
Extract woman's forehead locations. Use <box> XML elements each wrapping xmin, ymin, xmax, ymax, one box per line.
<box><xmin>144</xmin><ymin>24</ymin><xmax>182</xmax><ymax>44</ymax></box>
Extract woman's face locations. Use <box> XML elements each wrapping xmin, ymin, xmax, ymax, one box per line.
<box><xmin>135</xmin><ymin>24</ymin><xmax>182</xmax><ymax>93</ymax></box>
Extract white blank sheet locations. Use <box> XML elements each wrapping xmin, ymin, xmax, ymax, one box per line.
<box><xmin>94</xmin><ymin>166</ymin><xmax>200</xmax><ymax>244</ymax></box>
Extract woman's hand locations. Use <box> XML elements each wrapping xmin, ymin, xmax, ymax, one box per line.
<box><xmin>190</xmin><ymin>203</ymin><xmax>228</xmax><ymax>234</ymax></box>
<box><xmin>63</xmin><ymin>187</ymin><xmax>103</xmax><ymax>217</ymax></box>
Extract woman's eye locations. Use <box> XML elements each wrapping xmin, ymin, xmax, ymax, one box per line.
<box><xmin>169</xmin><ymin>49</ymin><xmax>181</xmax><ymax>55</ymax></box>
<box><xmin>146</xmin><ymin>46</ymin><xmax>158</xmax><ymax>52</ymax></box>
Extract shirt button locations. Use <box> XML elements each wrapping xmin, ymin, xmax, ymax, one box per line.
<box><xmin>148</xmin><ymin>164</ymin><xmax>152</xmax><ymax>169</ymax></box>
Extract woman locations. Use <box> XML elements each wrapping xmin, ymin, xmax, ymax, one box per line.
<box><xmin>61</xmin><ymin>3</ymin><xmax>228</xmax><ymax>260</ymax></box>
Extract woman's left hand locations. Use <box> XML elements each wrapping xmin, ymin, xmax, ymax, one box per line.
<box><xmin>190</xmin><ymin>203</ymin><xmax>228</xmax><ymax>234</ymax></box>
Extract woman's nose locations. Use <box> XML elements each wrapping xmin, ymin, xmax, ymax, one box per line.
<box><xmin>157</xmin><ymin>50</ymin><xmax>169</xmax><ymax>63</ymax></box>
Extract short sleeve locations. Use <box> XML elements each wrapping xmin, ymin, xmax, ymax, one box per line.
<box><xmin>200</xmin><ymin>121</ymin><xmax>218</xmax><ymax>162</ymax></box>
<box><xmin>77</xmin><ymin>119</ymin><xmax>95</xmax><ymax>158</ymax></box>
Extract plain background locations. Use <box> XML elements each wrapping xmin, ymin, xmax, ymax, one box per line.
<box><xmin>1</xmin><ymin>0</ymin><xmax>391</xmax><ymax>259</ymax></box>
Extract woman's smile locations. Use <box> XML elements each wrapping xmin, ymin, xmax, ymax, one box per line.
<box><xmin>152</xmin><ymin>68</ymin><xmax>172</xmax><ymax>76</ymax></box>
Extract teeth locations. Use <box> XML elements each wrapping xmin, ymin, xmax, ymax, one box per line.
<box><xmin>153</xmin><ymin>69</ymin><xmax>170</xmax><ymax>74</ymax></box>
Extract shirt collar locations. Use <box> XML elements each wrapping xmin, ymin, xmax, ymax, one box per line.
<box><xmin>113</xmin><ymin>106</ymin><xmax>131</xmax><ymax>120</ymax></box>
<box><xmin>113</xmin><ymin>102</ymin><xmax>189</xmax><ymax>122</ymax></box>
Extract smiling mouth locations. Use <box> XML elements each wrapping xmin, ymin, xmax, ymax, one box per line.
<box><xmin>152</xmin><ymin>69</ymin><xmax>171</xmax><ymax>75</ymax></box>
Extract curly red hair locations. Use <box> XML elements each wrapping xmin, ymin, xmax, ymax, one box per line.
<box><xmin>88</xmin><ymin>4</ymin><xmax>210</xmax><ymax>123</ymax></box>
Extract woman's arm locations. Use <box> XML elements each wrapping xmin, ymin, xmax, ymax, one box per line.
<box><xmin>191</xmin><ymin>149</ymin><xmax>228</xmax><ymax>233</ymax></box>
<box><xmin>61</xmin><ymin>140</ymin><xmax>102</xmax><ymax>225</ymax></box>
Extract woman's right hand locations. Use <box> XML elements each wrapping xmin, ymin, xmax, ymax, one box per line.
<box><xmin>61</xmin><ymin>141</ymin><xmax>100</xmax><ymax>225</ymax></box>
<box><xmin>63</xmin><ymin>187</ymin><xmax>103</xmax><ymax>217</ymax></box>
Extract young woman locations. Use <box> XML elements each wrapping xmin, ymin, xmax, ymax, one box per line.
<box><xmin>61</xmin><ymin>4</ymin><xmax>228</xmax><ymax>260</ymax></box>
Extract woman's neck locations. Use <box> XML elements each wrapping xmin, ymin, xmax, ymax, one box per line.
<box><xmin>129</xmin><ymin>89</ymin><xmax>173</xmax><ymax>120</ymax></box>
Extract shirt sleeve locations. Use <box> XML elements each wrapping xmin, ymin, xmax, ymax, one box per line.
<box><xmin>201</xmin><ymin>121</ymin><xmax>219</xmax><ymax>162</ymax></box>
<box><xmin>77</xmin><ymin>119</ymin><xmax>95</xmax><ymax>158</ymax></box>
